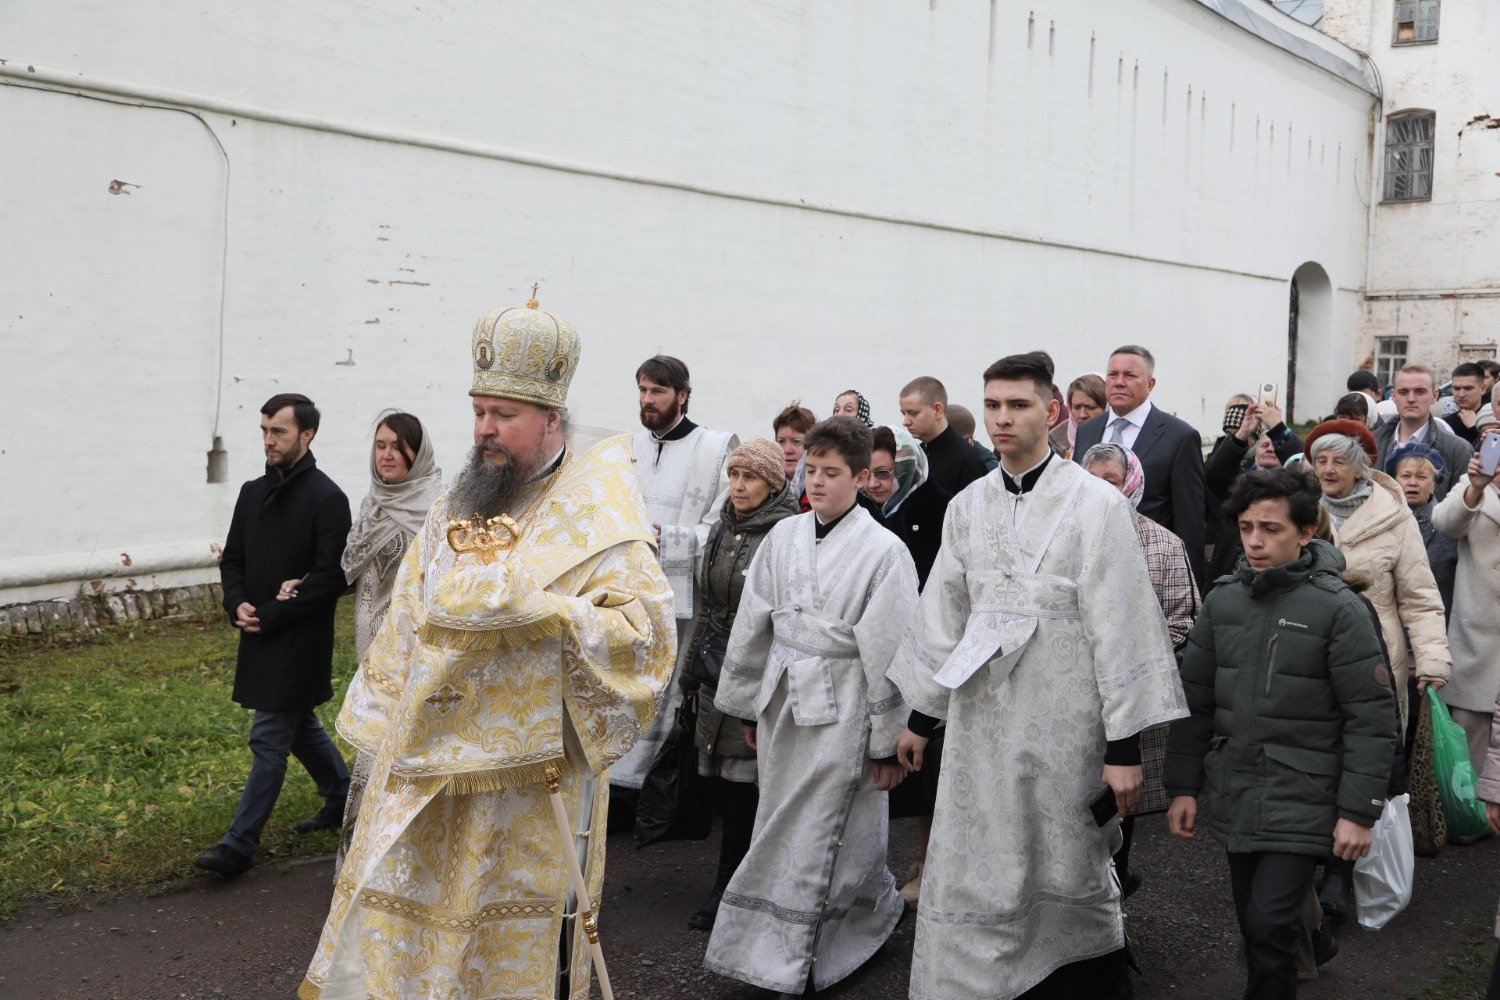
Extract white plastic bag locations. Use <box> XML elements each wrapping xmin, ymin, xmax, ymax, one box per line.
<box><xmin>1353</xmin><ymin>793</ymin><xmax>1414</xmax><ymax>930</ymax></box>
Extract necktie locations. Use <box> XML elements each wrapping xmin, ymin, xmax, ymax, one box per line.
<box><xmin>1108</xmin><ymin>416</ymin><xmax>1131</xmax><ymax>446</ymax></box>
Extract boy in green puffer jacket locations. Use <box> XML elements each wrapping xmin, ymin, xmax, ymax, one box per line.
<box><xmin>1164</xmin><ymin>468</ymin><xmax>1397</xmax><ymax>1000</ymax></box>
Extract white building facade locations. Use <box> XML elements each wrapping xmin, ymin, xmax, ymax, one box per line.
<box><xmin>1322</xmin><ymin>0</ymin><xmax>1500</xmax><ymax>381</ymax></box>
<box><xmin>2</xmin><ymin>0</ymin><xmax>1378</xmax><ymax>605</ymax></box>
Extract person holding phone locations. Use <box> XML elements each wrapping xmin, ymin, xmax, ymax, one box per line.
<box><xmin>1164</xmin><ymin>468</ymin><xmax>1397</xmax><ymax>1000</ymax></box>
<box><xmin>1433</xmin><ymin>429</ymin><xmax>1500</xmax><ymax>786</ymax></box>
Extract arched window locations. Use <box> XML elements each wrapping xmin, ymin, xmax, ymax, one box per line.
<box><xmin>1384</xmin><ymin>111</ymin><xmax>1435</xmax><ymax>202</ymax></box>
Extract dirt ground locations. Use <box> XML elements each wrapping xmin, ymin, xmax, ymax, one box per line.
<box><xmin>2</xmin><ymin>816</ymin><xmax>1495</xmax><ymax>999</ymax></box>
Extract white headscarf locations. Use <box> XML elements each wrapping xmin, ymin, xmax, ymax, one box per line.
<box><xmin>882</xmin><ymin>425</ymin><xmax>929</xmax><ymax>516</ymax></box>
<box><xmin>341</xmin><ymin>414</ymin><xmax>443</xmax><ymax>583</ymax></box>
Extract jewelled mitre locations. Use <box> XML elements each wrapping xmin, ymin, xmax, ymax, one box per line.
<box><xmin>468</xmin><ymin>290</ymin><xmax>580</xmax><ymax>408</ymax></box>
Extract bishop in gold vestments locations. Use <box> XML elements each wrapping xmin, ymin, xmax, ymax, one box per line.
<box><xmin>301</xmin><ymin>296</ymin><xmax>675</xmax><ymax>1000</ymax></box>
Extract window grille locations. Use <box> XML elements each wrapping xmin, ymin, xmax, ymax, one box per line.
<box><xmin>1383</xmin><ymin>112</ymin><xmax>1435</xmax><ymax>202</ymax></box>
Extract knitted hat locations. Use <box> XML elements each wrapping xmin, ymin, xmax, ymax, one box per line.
<box><xmin>1304</xmin><ymin>419</ymin><xmax>1378</xmax><ymax>463</ymax></box>
<box><xmin>469</xmin><ymin>288</ymin><xmax>580</xmax><ymax>408</ymax></box>
<box><xmin>728</xmin><ymin>438</ymin><xmax>786</xmax><ymax>490</ymax></box>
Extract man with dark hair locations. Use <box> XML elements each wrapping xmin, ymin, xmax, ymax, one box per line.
<box><xmin>707</xmin><ymin>416</ymin><xmax>919</xmax><ymax>998</ymax></box>
<box><xmin>899</xmin><ymin>375</ymin><xmax>990</xmax><ymax>495</ymax></box>
<box><xmin>614</xmin><ymin>355</ymin><xmax>738</xmax><ymax>793</ymax></box>
<box><xmin>1073</xmin><ymin>344</ymin><xmax>1209</xmax><ymax>586</ymax></box>
<box><xmin>1375</xmin><ymin>362</ymin><xmax>1472</xmax><ymax>502</ymax></box>
<box><xmin>1445</xmin><ymin>362</ymin><xmax>1487</xmax><ymax>445</ymax></box>
<box><xmin>1165</xmin><ymin>467</ymin><xmax>1396</xmax><ymax>1000</ymax></box>
<box><xmin>1348</xmin><ymin>369</ymin><xmax>1397</xmax><ymax>424</ymax></box>
<box><xmin>196</xmin><ymin>393</ymin><xmax>353</xmax><ymax>876</ymax></box>
<box><xmin>892</xmin><ymin>350</ymin><xmax>1187</xmax><ymax>1000</ymax></box>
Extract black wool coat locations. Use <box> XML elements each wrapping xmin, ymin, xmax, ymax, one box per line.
<box><xmin>220</xmin><ymin>451</ymin><xmax>352</xmax><ymax>712</ymax></box>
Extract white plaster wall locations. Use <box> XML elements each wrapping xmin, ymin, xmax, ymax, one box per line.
<box><xmin>1325</xmin><ymin>0</ymin><xmax>1500</xmax><ymax>368</ymax></box>
<box><xmin>0</xmin><ymin>0</ymin><xmax>1375</xmax><ymax>598</ymax></box>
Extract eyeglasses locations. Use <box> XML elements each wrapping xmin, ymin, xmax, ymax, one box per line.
<box><xmin>871</xmin><ymin>469</ymin><xmax>895</xmax><ymax>481</ymax></box>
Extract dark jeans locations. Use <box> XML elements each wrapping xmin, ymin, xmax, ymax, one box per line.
<box><xmin>1227</xmin><ymin>852</ymin><xmax>1319</xmax><ymax>1000</ymax></box>
<box><xmin>222</xmin><ymin>708</ymin><xmax>350</xmax><ymax>857</ymax></box>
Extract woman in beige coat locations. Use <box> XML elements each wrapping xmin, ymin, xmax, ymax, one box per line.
<box><xmin>1307</xmin><ymin>424</ymin><xmax>1451</xmax><ymax>728</ymax></box>
<box><xmin>1433</xmin><ymin>438</ymin><xmax>1500</xmax><ymax>770</ymax></box>
<box><xmin>1477</xmin><ymin>687</ymin><xmax>1500</xmax><ymax>991</ymax></box>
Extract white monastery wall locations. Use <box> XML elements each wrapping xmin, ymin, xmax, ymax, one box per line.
<box><xmin>1324</xmin><ymin>0</ymin><xmax>1500</xmax><ymax>369</ymax></box>
<box><xmin>0</xmin><ymin>0</ymin><xmax>1375</xmax><ymax>601</ymax></box>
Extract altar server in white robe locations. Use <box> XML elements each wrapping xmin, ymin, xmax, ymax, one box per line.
<box><xmin>707</xmin><ymin>416</ymin><xmax>919</xmax><ymax>998</ymax></box>
<box><xmin>613</xmin><ymin>354</ymin><xmax>737</xmax><ymax>789</ymax></box>
<box><xmin>891</xmin><ymin>351</ymin><xmax>1188</xmax><ymax>1000</ymax></box>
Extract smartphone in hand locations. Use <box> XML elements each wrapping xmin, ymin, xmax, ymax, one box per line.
<box><xmin>1258</xmin><ymin>382</ymin><xmax>1278</xmax><ymax>407</ymax></box>
<box><xmin>1480</xmin><ymin>432</ymin><xmax>1500</xmax><ymax>477</ymax></box>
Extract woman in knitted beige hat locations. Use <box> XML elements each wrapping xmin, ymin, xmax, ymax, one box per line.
<box><xmin>679</xmin><ymin>438</ymin><xmax>801</xmax><ymax>931</ymax></box>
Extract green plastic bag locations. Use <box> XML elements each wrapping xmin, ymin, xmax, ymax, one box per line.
<box><xmin>1427</xmin><ymin>687</ymin><xmax>1489</xmax><ymax>837</ymax></box>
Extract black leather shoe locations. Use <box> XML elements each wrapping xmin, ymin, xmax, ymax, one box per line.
<box><xmin>1119</xmin><ymin>866</ymin><xmax>1143</xmax><ymax>899</ymax></box>
<box><xmin>688</xmin><ymin>887</ymin><xmax>724</xmax><ymax>930</ymax></box>
<box><xmin>193</xmin><ymin>844</ymin><xmax>252</xmax><ymax>876</ymax></box>
<box><xmin>295</xmin><ymin>800</ymin><xmax>346</xmax><ymax>834</ymax></box>
<box><xmin>1319</xmin><ymin>871</ymin><xmax>1353</xmax><ymax>922</ymax></box>
<box><xmin>1314</xmin><ymin>925</ymin><xmax>1339</xmax><ymax>967</ymax></box>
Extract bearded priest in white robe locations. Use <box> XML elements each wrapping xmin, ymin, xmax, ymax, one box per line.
<box><xmin>611</xmin><ymin>354</ymin><xmax>737</xmax><ymax>790</ymax></box>
<box><xmin>301</xmin><ymin>296</ymin><xmax>675</xmax><ymax>1000</ymax></box>
<box><xmin>891</xmin><ymin>351</ymin><xmax>1188</xmax><ymax>1000</ymax></box>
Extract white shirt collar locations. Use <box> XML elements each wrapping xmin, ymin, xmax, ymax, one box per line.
<box><xmin>1397</xmin><ymin>419</ymin><xmax>1430</xmax><ymax>445</ymax></box>
<box><xmin>1109</xmin><ymin>399</ymin><xmax>1154</xmax><ymax>429</ymax></box>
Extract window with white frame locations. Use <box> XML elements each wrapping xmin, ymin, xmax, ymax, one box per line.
<box><xmin>1376</xmin><ymin>338</ymin><xmax>1408</xmax><ymax>389</ymax></box>
<box><xmin>1384</xmin><ymin>112</ymin><xmax>1435</xmax><ymax>202</ymax></box>
<box><xmin>1393</xmin><ymin>0</ymin><xmax>1439</xmax><ymax>43</ymax></box>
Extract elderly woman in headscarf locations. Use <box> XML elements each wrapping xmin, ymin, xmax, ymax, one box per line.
<box><xmin>289</xmin><ymin>410</ymin><xmax>441</xmax><ymax>866</ymax></box>
<box><xmin>1305</xmin><ymin>420</ymin><xmax>1450</xmax><ymax>727</ymax></box>
<box><xmin>1048</xmin><ymin>373</ymin><xmax>1107</xmax><ymax>460</ymax></box>
<box><xmin>1081</xmin><ymin>442</ymin><xmax>1201</xmax><ymax>896</ymax></box>
<box><xmin>1387</xmin><ymin>441</ymin><xmax>1457</xmax><ymax>616</ymax></box>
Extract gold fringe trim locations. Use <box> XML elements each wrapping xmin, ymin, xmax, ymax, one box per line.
<box><xmin>443</xmin><ymin>756</ymin><xmax>571</xmax><ymax>795</ymax></box>
<box><xmin>297</xmin><ymin>980</ymin><xmax>320</xmax><ymax>1000</ymax></box>
<box><xmin>416</xmin><ymin>613</ymin><xmax>563</xmax><ymax>652</ymax></box>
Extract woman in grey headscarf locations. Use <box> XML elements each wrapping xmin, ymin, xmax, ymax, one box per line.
<box><xmin>340</xmin><ymin>411</ymin><xmax>443</xmax><ymax>657</ymax></box>
<box><xmin>286</xmin><ymin>410</ymin><xmax>441</xmax><ymax>868</ymax></box>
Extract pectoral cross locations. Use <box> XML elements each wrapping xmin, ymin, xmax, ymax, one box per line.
<box><xmin>424</xmin><ymin>684</ymin><xmax>465</xmax><ymax>715</ymax></box>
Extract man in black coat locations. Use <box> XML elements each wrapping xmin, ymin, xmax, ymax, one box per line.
<box><xmin>899</xmin><ymin>376</ymin><xmax>991</xmax><ymax>496</ymax></box>
<box><xmin>195</xmin><ymin>393</ymin><xmax>353</xmax><ymax>876</ymax></box>
<box><xmin>1074</xmin><ymin>345</ymin><xmax>1208</xmax><ymax>586</ymax></box>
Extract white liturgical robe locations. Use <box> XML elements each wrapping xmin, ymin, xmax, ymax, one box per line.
<box><xmin>889</xmin><ymin>459</ymin><xmax>1188</xmax><ymax>1000</ymax></box>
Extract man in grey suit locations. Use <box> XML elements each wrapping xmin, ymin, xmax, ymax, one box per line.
<box><xmin>1073</xmin><ymin>345</ymin><xmax>1207</xmax><ymax>586</ymax></box>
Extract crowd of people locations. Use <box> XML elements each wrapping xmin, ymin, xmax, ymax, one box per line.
<box><xmin>189</xmin><ymin>292</ymin><xmax>1500</xmax><ymax>1000</ymax></box>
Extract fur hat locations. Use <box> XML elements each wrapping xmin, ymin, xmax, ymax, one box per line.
<box><xmin>728</xmin><ymin>438</ymin><xmax>786</xmax><ymax>490</ymax></box>
<box><xmin>1304</xmin><ymin>419</ymin><xmax>1378</xmax><ymax>463</ymax></box>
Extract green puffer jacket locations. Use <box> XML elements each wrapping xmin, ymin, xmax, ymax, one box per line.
<box><xmin>688</xmin><ymin>485</ymin><xmax>802</xmax><ymax>759</ymax></box>
<box><xmin>1163</xmin><ymin>539</ymin><xmax>1398</xmax><ymax>856</ymax></box>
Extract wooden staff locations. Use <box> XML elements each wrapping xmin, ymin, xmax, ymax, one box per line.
<box><xmin>542</xmin><ymin>764</ymin><xmax>613</xmax><ymax>1000</ymax></box>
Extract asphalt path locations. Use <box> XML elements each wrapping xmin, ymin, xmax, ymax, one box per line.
<box><xmin>3</xmin><ymin>816</ymin><xmax>1495</xmax><ymax>998</ymax></box>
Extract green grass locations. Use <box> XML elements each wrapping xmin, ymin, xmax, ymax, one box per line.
<box><xmin>0</xmin><ymin>604</ymin><xmax>357</xmax><ymax>912</ymax></box>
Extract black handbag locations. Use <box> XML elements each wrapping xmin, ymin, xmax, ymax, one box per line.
<box><xmin>633</xmin><ymin>693</ymin><xmax>715</xmax><ymax>849</ymax></box>
<box><xmin>687</xmin><ymin>526</ymin><xmax>733</xmax><ymax>686</ymax></box>
<box><xmin>689</xmin><ymin>618</ymin><xmax>731</xmax><ymax>686</ymax></box>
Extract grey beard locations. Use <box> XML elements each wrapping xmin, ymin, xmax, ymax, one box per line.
<box><xmin>448</xmin><ymin>444</ymin><xmax>531</xmax><ymax>520</ymax></box>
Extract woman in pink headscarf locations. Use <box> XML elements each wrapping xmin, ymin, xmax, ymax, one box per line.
<box><xmin>1080</xmin><ymin>441</ymin><xmax>1201</xmax><ymax>896</ymax></box>
<box><xmin>1049</xmin><ymin>373</ymin><xmax>1107</xmax><ymax>460</ymax></box>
